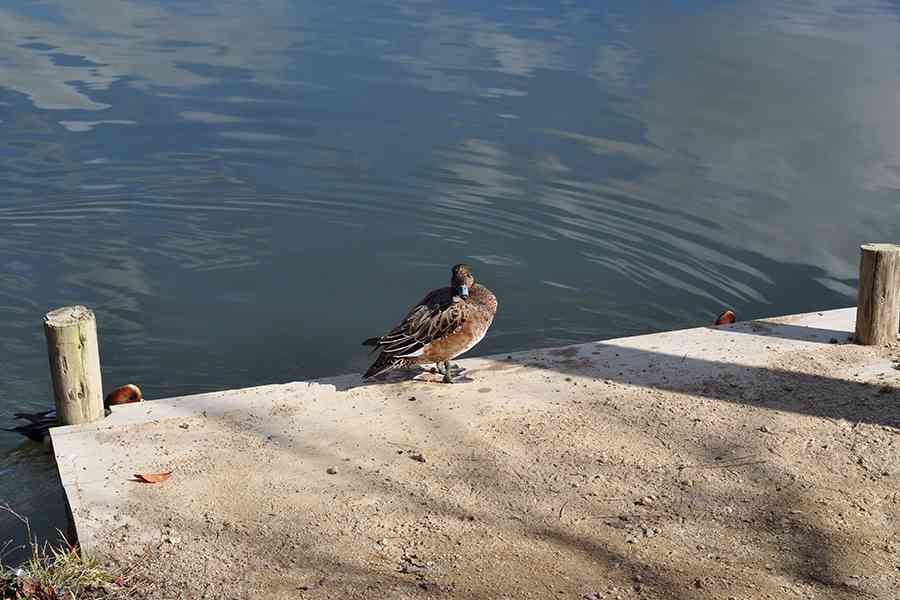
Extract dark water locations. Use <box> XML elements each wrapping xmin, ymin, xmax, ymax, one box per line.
<box><xmin>1</xmin><ymin>0</ymin><xmax>898</xmax><ymax>553</ymax></box>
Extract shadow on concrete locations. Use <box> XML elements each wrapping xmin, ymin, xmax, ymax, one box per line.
<box><xmin>713</xmin><ymin>320</ymin><xmax>851</xmax><ymax>344</ymax></box>
<box><xmin>117</xmin><ymin>334</ymin><xmax>897</xmax><ymax>598</ymax></box>
<box><xmin>335</xmin><ymin>337</ymin><xmax>898</xmax><ymax>430</ymax></box>
<box><xmin>57</xmin><ymin>309</ymin><xmax>898</xmax><ymax>598</ymax></box>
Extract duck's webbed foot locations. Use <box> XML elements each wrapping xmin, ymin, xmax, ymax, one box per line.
<box><xmin>431</xmin><ymin>361</ymin><xmax>465</xmax><ymax>382</ymax></box>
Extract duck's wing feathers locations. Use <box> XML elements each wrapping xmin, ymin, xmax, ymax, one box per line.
<box><xmin>373</xmin><ymin>288</ymin><xmax>466</xmax><ymax>358</ymax></box>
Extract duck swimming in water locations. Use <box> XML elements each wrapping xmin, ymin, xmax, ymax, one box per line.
<box><xmin>363</xmin><ymin>264</ymin><xmax>498</xmax><ymax>383</ymax></box>
<box><xmin>3</xmin><ymin>384</ymin><xmax>143</xmax><ymax>443</ymax></box>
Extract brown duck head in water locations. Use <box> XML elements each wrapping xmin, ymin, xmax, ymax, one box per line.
<box><xmin>4</xmin><ymin>384</ymin><xmax>144</xmax><ymax>444</ymax></box>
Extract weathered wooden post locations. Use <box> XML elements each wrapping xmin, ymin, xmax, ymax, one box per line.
<box><xmin>44</xmin><ymin>305</ymin><xmax>104</xmax><ymax>425</ymax></box>
<box><xmin>854</xmin><ymin>243</ymin><xmax>900</xmax><ymax>345</ymax></box>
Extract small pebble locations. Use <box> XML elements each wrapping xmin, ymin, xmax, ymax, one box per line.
<box><xmin>326</xmin><ymin>467</ymin><xmax>338</xmax><ymax>475</ymax></box>
<box><xmin>410</xmin><ymin>452</ymin><xmax>426</xmax><ymax>463</ymax></box>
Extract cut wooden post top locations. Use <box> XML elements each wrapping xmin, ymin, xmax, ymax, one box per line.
<box><xmin>44</xmin><ymin>305</ymin><xmax>95</xmax><ymax>327</ymax></box>
<box><xmin>860</xmin><ymin>242</ymin><xmax>900</xmax><ymax>252</ymax></box>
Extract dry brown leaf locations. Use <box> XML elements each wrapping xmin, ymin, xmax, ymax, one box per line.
<box><xmin>134</xmin><ymin>471</ymin><xmax>172</xmax><ymax>483</ymax></box>
<box><xmin>19</xmin><ymin>579</ymin><xmax>59</xmax><ymax>600</ymax></box>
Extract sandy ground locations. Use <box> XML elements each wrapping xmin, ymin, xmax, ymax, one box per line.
<box><xmin>54</xmin><ymin>311</ymin><xmax>899</xmax><ymax>599</ymax></box>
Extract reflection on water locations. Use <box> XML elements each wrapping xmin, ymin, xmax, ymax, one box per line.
<box><xmin>1</xmin><ymin>0</ymin><xmax>898</xmax><ymax>552</ymax></box>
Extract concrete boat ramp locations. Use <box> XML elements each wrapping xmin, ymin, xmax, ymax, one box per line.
<box><xmin>51</xmin><ymin>308</ymin><xmax>899</xmax><ymax>599</ymax></box>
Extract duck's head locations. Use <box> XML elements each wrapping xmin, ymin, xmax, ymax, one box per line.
<box><xmin>451</xmin><ymin>263</ymin><xmax>475</xmax><ymax>299</ymax></box>
<box><xmin>715</xmin><ymin>310</ymin><xmax>737</xmax><ymax>326</ymax></box>
<box><xmin>104</xmin><ymin>384</ymin><xmax>143</xmax><ymax>408</ymax></box>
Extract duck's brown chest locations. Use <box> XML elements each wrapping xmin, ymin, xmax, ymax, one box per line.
<box><xmin>422</xmin><ymin>285</ymin><xmax>497</xmax><ymax>361</ymax></box>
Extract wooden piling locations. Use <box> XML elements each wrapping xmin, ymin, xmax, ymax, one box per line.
<box><xmin>854</xmin><ymin>243</ymin><xmax>900</xmax><ymax>345</ymax></box>
<box><xmin>44</xmin><ymin>305</ymin><xmax>104</xmax><ymax>425</ymax></box>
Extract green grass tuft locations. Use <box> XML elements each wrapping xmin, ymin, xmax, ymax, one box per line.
<box><xmin>1</xmin><ymin>504</ymin><xmax>131</xmax><ymax>599</ymax></box>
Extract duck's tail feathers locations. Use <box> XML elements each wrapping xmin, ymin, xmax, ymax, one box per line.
<box><xmin>363</xmin><ymin>353</ymin><xmax>409</xmax><ymax>380</ymax></box>
<box><xmin>362</xmin><ymin>337</ymin><xmax>381</xmax><ymax>347</ymax></box>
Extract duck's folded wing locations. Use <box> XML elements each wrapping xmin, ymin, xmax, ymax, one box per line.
<box><xmin>376</xmin><ymin>291</ymin><xmax>466</xmax><ymax>358</ymax></box>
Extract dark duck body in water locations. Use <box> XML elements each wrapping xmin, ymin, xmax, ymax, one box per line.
<box><xmin>363</xmin><ymin>264</ymin><xmax>497</xmax><ymax>383</ymax></box>
<box><xmin>4</xmin><ymin>384</ymin><xmax>143</xmax><ymax>443</ymax></box>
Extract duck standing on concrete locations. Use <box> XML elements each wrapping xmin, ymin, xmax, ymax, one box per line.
<box><xmin>3</xmin><ymin>384</ymin><xmax>143</xmax><ymax>443</ymax></box>
<box><xmin>363</xmin><ymin>264</ymin><xmax>498</xmax><ymax>383</ymax></box>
